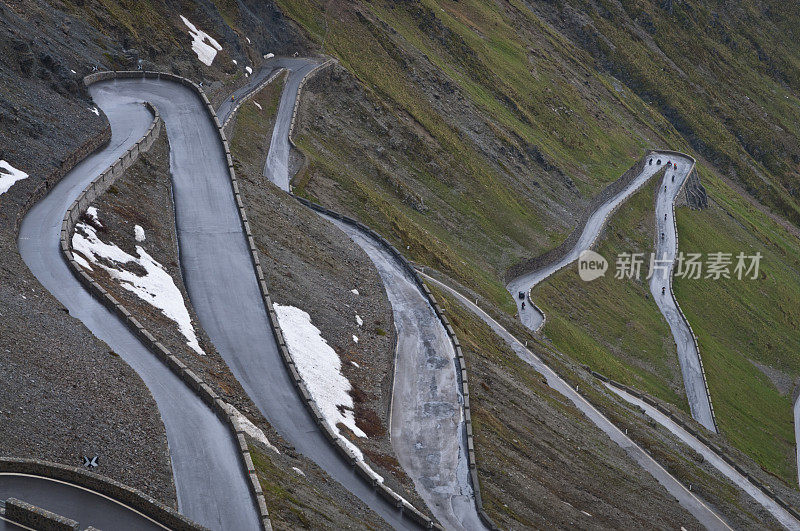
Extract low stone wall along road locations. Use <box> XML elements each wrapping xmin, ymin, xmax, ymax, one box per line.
<box><xmin>18</xmin><ymin>82</ymin><xmax>258</xmax><ymax>530</ymax></box>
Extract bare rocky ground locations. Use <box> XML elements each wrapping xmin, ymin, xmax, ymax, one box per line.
<box><xmin>0</xmin><ymin>0</ymin><xmax>315</xmax><ymax>511</ymax></box>
<box><xmin>227</xmin><ymin>82</ymin><xmax>430</xmax><ymax>513</ymax></box>
<box><xmin>81</xmin><ymin>126</ymin><xmax>391</xmax><ymax>529</ymax></box>
<box><xmin>422</xmin><ymin>269</ymin><xmax>796</xmax><ymax>529</ymax></box>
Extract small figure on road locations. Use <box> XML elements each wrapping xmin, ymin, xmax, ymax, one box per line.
<box><xmin>649</xmin><ymin>158</ymin><xmax>653</xmax><ymax>165</ymax></box>
<box><xmin>665</xmin><ymin>213</ymin><xmax>667</xmax><ymax>220</ymax></box>
<box><xmin>662</xmin><ymin>286</ymin><xmax>666</xmax><ymax>296</ymax></box>
<box><xmin>231</xmin><ymin>95</ymin><xmax>235</xmax><ymax>102</ymax></box>
<box><xmin>665</xmin><ymin>185</ymin><xmax>667</xmax><ymax>192</ymax></box>
<box><xmin>672</xmin><ymin>174</ymin><xmax>675</xmax><ymax>182</ymax></box>
<box><xmin>657</xmin><ymin>159</ymin><xmax>662</xmax><ymax>165</ymax></box>
<box><xmin>661</xmin><ymin>232</ymin><xmax>665</xmax><ymax>240</ymax></box>
<box><xmin>521</xmin><ymin>301</ymin><xmax>526</xmax><ymax>310</ymax></box>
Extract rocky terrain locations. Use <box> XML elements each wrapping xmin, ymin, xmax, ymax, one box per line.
<box><xmin>78</xmin><ymin>125</ymin><xmax>393</xmax><ymax>529</ymax></box>
<box><xmin>3</xmin><ymin>0</ymin><xmax>800</xmax><ymax>528</ymax></box>
<box><xmin>227</xmin><ymin>83</ymin><xmax>428</xmax><ymax>511</ymax></box>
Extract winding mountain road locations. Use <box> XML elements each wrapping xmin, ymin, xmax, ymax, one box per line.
<box><xmin>0</xmin><ymin>475</ymin><xmax>163</xmax><ymax>530</ymax></box>
<box><xmin>17</xmin><ymin>84</ymin><xmax>259</xmax><ymax>529</ymax></box>
<box><xmin>507</xmin><ymin>152</ymin><xmax>716</xmax><ymax>432</ymax></box>
<box><xmin>506</xmin><ymin>156</ymin><xmax>663</xmax><ymax>331</ymax></box>
<box><xmin>258</xmin><ymin>57</ymin><xmax>483</xmax><ymax>528</ymax></box>
<box><xmin>650</xmin><ymin>156</ymin><xmax>716</xmax><ymax>432</ymax></box>
<box><xmin>420</xmin><ymin>271</ymin><xmax>731</xmax><ymax>530</ymax></box>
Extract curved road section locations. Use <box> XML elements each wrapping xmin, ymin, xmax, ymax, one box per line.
<box><xmin>421</xmin><ymin>272</ymin><xmax>731</xmax><ymax>530</ymax></box>
<box><xmin>258</xmin><ymin>58</ymin><xmax>483</xmax><ymax>528</ymax></box>
<box><xmin>17</xmin><ymin>85</ymin><xmax>258</xmax><ymax>529</ymax></box>
<box><xmin>103</xmin><ymin>72</ymin><xmax>413</xmax><ymax>528</ymax></box>
<box><xmin>0</xmin><ymin>475</ymin><xmax>163</xmax><ymax>530</ymax></box>
<box><xmin>325</xmin><ymin>216</ymin><xmax>484</xmax><ymax>530</ymax></box>
<box><xmin>507</xmin><ymin>157</ymin><xmax>664</xmax><ymax>331</ymax></box>
<box><xmin>507</xmin><ymin>152</ymin><xmax>716</xmax><ymax>432</ymax></box>
<box><xmin>650</xmin><ymin>156</ymin><xmax>716</xmax><ymax>432</ymax></box>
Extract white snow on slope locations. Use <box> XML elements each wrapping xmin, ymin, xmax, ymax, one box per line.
<box><xmin>134</xmin><ymin>224</ymin><xmax>146</xmax><ymax>242</ymax></box>
<box><xmin>351</xmin><ymin>289</ymin><xmax>359</xmax><ymax>295</ymax></box>
<box><xmin>223</xmin><ymin>403</ymin><xmax>279</xmax><ymax>453</ymax></box>
<box><xmin>0</xmin><ymin>160</ymin><xmax>29</xmax><ymax>195</ymax></box>
<box><xmin>352</xmin><ymin>335</ymin><xmax>359</xmax><ymax>343</ymax></box>
<box><xmin>245</xmin><ymin>66</ymin><xmax>253</xmax><ymax>75</ymax></box>
<box><xmin>274</xmin><ymin>304</ymin><xmax>397</xmax><ymax>488</ymax></box>
<box><xmin>180</xmin><ymin>15</ymin><xmax>222</xmax><ymax>66</ymax></box>
<box><xmin>72</xmin><ymin>219</ymin><xmax>205</xmax><ymax>355</ymax></box>
<box><xmin>355</xmin><ymin>314</ymin><xmax>363</xmax><ymax>326</ymax></box>
<box><xmin>85</xmin><ymin>206</ymin><xmax>102</xmax><ymax>227</ymax></box>
<box><xmin>273</xmin><ymin>304</ymin><xmax>365</xmax><ymax>438</ymax></box>
<box><xmin>263</xmin><ymin>53</ymin><xmax>274</xmax><ymax>59</ymax></box>
<box><xmin>89</xmin><ymin>107</ymin><xmax>99</xmax><ymax>116</ymax></box>
<box><xmin>253</xmin><ymin>101</ymin><xmax>262</xmax><ymax>111</ymax></box>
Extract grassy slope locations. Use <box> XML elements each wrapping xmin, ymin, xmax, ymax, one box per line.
<box><xmin>531</xmin><ymin>171</ymin><xmax>690</xmax><ymax>412</ymax></box>
<box><xmin>674</xmin><ymin>170</ymin><xmax>800</xmax><ymax>485</ymax></box>
<box><xmin>276</xmin><ymin>0</ymin><xmax>800</xmax><ymax>487</ymax></box>
<box><xmin>282</xmin><ymin>0</ymin><xmax>673</xmax><ymax>313</ymax></box>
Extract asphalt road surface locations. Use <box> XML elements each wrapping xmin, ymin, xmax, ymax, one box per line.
<box><xmin>420</xmin><ymin>271</ymin><xmax>732</xmax><ymax>531</ymax></box>
<box><xmin>325</xmin><ymin>216</ymin><xmax>484</xmax><ymax>531</ymax></box>
<box><xmin>608</xmin><ymin>387</ymin><xmax>800</xmax><ymax>530</ymax></box>
<box><xmin>650</xmin><ymin>156</ymin><xmax>717</xmax><ymax>432</ymax></box>
<box><xmin>17</xmin><ymin>81</ymin><xmax>258</xmax><ymax>530</ymax></box>
<box><xmin>506</xmin><ymin>152</ymin><xmax>716</xmax><ymax>432</ymax></box>
<box><xmin>506</xmin><ymin>157</ymin><xmax>664</xmax><ymax>331</ymax></box>
<box><xmin>256</xmin><ymin>58</ymin><xmax>483</xmax><ymax>527</ymax></box>
<box><xmin>0</xmin><ymin>474</ymin><xmax>164</xmax><ymax>530</ymax></box>
<box><xmin>261</xmin><ymin>57</ymin><xmax>322</xmax><ymax>189</ymax></box>
<box><xmin>118</xmin><ymin>69</ymin><xmax>412</xmax><ymax>528</ymax></box>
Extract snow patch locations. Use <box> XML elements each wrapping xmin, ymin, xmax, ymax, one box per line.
<box><xmin>72</xmin><ymin>252</ymin><xmax>93</xmax><ymax>271</ymax></box>
<box><xmin>0</xmin><ymin>160</ymin><xmax>29</xmax><ymax>195</ymax></box>
<box><xmin>180</xmin><ymin>15</ymin><xmax>222</xmax><ymax>66</ymax></box>
<box><xmin>351</xmin><ymin>289</ymin><xmax>359</xmax><ymax>295</ymax></box>
<box><xmin>72</xmin><ymin>220</ymin><xmax>205</xmax><ymax>355</ymax></box>
<box><xmin>273</xmin><ymin>304</ymin><xmax>400</xmax><ymax>495</ymax></box>
<box><xmin>232</xmin><ymin>59</ymin><xmax>238</xmax><ymax>65</ymax></box>
<box><xmin>351</xmin><ymin>361</ymin><xmax>360</xmax><ymax>368</ymax></box>
<box><xmin>292</xmin><ymin>467</ymin><xmax>305</xmax><ymax>476</ymax></box>
<box><xmin>134</xmin><ymin>225</ymin><xmax>146</xmax><ymax>242</ymax></box>
<box><xmin>263</xmin><ymin>53</ymin><xmax>274</xmax><ymax>59</ymax></box>
<box><xmin>273</xmin><ymin>304</ymin><xmax>365</xmax><ymax>438</ymax></box>
<box><xmin>223</xmin><ymin>403</ymin><xmax>279</xmax><ymax>453</ymax></box>
<box><xmin>355</xmin><ymin>314</ymin><xmax>363</xmax><ymax>326</ymax></box>
<box><xmin>85</xmin><ymin>206</ymin><xmax>102</xmax><ymax>227</ymax></box>
<box><xmin>70</xmin><ymin>69</ymin><xmax>76</xmax><ymax>74</ymax></box>
<box><xmin>245</xmin><ymin>66</ymin><xmax>253</xmax><ymax>75</ymax></box>
<box><xmin>352</xmin><ymin>335</ymin><xmax>359</xmax><ymax>343</ymax></box>
<box><xmin>246</xmin><ymin>37</ymin><xmax>251</xmax><ymax>44</ymax></box>
<box><xmin>89</xmin><ymin>107</ymin><xmax>99</xmax><ymax>116</ymax></box>
<box><xmin>253</xmin><ymin>101</ymin><xmax>262</xmax><ymax>111</ymax></box>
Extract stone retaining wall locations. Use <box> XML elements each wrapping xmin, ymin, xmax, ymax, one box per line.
<box><xmin>0</xmin><ymin>458</ymin><xmax>202</xmax><ymax>530</ymax></box>
<box><xmin>68</xmin><ymin>70</ymin><xmax>275</xmax><ymax>531</ymax></box>
<box><xmin>4</xmin><ymin>497</ymin><xmax>78</xmax><ymax>531</ymax></box>
<box><xmin>506</xmin><ymin>151</ymin><xmax>652</xmax><ymax>283</ymax></box>
<box><xmin>287</xmin><ymin>59</ymin><xmax>336</xmax><ymax>148</ymax></box>
<box><xmin>14</xmin><ymin>126</ymin><xmax>111</xmax><ymax>235</ymax></box>
<box><xmin>294</xmin><ymin>196</ymin><xmax>499</xmax><ymax>531</ymax></box>
<box><xmin>221</xmin><ymin>68</ymin><xmax>287</xmax><ymax>131</ymax></box>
